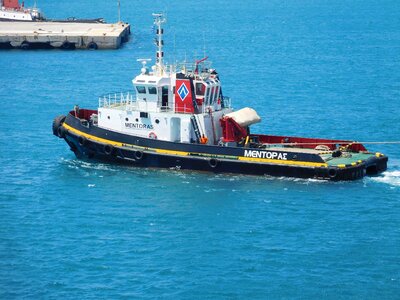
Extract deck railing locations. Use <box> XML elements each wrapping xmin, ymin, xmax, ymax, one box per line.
<box><xmin>98</xmin><ymin>92</ymin><xmax>136</xmax><ymax>109</ymax></box>
<box><xmin>98</xmin><ymin>92</ymin><xmax>232</xmax><ymax>114</ymax></box>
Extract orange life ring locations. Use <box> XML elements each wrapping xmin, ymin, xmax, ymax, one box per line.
<box><xmin>149</xmin><ymin>132</ymin><xmax>157</xmax><ymax>139</ymax></box>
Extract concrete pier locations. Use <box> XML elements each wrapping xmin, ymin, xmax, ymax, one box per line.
<box><xmin>0</xmin><ymin>21</ymin><xmax>131</xmax><ymax>49</ymax></box>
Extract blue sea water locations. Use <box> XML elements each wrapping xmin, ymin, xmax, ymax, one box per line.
<box><xmin>1</xmin><ymin>0</ymin><xmax>400</xmax><ymax>298</ymax></box>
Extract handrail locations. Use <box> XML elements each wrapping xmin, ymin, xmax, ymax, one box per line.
<box><xmin>98</xmin><ymin>91</ymin><xmax>136</xmax><ymax>109</ymax></box>
<box><xmin>98</xmin><ymin>91</ymin><xmax>232</xmax><ymax>113</ymax></box>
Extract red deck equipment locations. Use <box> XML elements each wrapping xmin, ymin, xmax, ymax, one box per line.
<box><xmin>220</xmin><ymin>116</ymin><xmax>248</xmax><ymax>142</ymax></box>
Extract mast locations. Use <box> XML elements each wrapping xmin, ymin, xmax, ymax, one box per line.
<box><xmin>152</xmin><ymin>13</ymin><xmax>166</xmax><ymax>75</ymax></box>
<box><xmin>117</xmin><ymin>0</ymin><xmax>121</xmax><ymax>23</ymax></box>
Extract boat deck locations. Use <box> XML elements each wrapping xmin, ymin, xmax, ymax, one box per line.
<box><xmin>267</xmin><ymin>146</ymin><xmax>376</xmax><ymax>166</ymax></box>
<box><xmin>266</xmin><ymin>146</ymin><xmax>322</xmax><ymax>154</ymax></box>
<box><xmin>321</xmin><ymin>152</ymin><xmax>376</xmax><ymax>166</ymax></box>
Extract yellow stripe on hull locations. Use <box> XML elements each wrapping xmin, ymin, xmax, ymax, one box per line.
<box><xmin>238</xmin><ymin>156</ymin><xmax>328</xmax><ymax>168</ymax></box>
<box><xmin>155</xmin><ymin>149</ymin><xmax>189</xmax><ymax>156</ymax></box>
<box><xmin>63</xmin><ymin>123</ymin><xmax>124</xmax><ymax>147</ymax></box>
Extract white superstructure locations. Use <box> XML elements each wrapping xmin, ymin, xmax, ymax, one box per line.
<box><xmin>95</xmin><ymin>13</ymin><xmax>233</xmax><ymax>145</ymax></box>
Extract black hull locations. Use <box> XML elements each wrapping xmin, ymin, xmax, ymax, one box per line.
<box><xmin>53</xmin><ymin>114</ymin><xmax>388</xmax><ymax>181</ymax></box>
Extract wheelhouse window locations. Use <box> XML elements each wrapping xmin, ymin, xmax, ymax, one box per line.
<box><xmin>209</xmin><ymin>87</ymin><xmax>215</xmax><ymax>105</ymax></box>
<box><xmin>195</xmin><ymin>83</ymin><xmax>205</xmax><ymax>96</ymax></box>
<box><xmin>148</xmin><ymin>86</ymin><xmax>157</xmax><ymax>94</ymax></box>
<box><xmin>205</xmin><ymin>85</ymin><xmax>211</xmax><ymax>105</ymax></box>
<box><xmin>136</xmin><ymin>86</ymin><xmax>146</xmax><ymax>94</ymax></box>
<box><xmin>214</xmin><ymin>86</ymin><xmax>220</xmax><ymax>103</ymax></box>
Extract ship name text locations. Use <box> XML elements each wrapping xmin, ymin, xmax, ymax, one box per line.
<box><xmin>125</xmin><ymin>122</ymin><xmax>154</xmax><ymax>130</ymax></box>
<box><xmin>244</xmin><ymin>150</ymin><xmax>288</xmax><ymax>160</ymax></box>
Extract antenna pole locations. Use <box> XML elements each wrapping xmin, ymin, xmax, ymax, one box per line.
<box><xmin>152</xmin><ymin>13</ymin><xmax>166</xmax><ymax>73</ymax></box>
<box><xmin>117</xmin><ymin>0</ymin><xmax>121</xmax><ymax>22</ymax></box>
<box><xmin>203</xmin><ymin>31</ymin><xmax>206</xmax><ymax>58</ymax></box>
<box><xmin>173</xmin><ymin>31</ymin><xmax>176</xmax><ymax>66</ymax></box>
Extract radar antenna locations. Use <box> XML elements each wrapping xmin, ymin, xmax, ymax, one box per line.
<box><xmin>137</xmin><ymin>58</ymin><xmax>152</xmax><ymax>75</ymax></box>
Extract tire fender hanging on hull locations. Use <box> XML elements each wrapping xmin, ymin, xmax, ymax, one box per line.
<box><xmin>78</xmin><ymin>136</ymin><xmax>87</xmax><ymax>146</ymax></box>
<box><xmin>208</xmin><ymin>158</ymin><xmax>219</xmax><ymax>169</ymax></box>
<box><xmin>134</xmin><ymin>150</ymin><xmax>144</xmax><ymax>160</ymax></box>
<box><xmin>52</xmin><ymin>115</ymin><xmax>66</xmax><ymax>138</ymax></box>
<box><xmin>104</xmin><ymin>144</ymin><xmax>115</xmax><ymax>156</ymax></box>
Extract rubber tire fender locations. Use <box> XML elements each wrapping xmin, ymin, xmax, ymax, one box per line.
<box><xmin>57</xmin><ymin>126</ymin><xmax>66</xmax><ymax>138</ymax></box>
<box><xmin>328</xmin><ymin>168</ymin><xmax>337</xmax><ymax>179</ymax></box>
<box><xmin>52</xmin><ymin>115</ymin><xmax>66</xmax><ymax>137</ymax></box>
<box><xmin>134</xmin><ymin>150</ymin><xmax>143</xmax><ymax>160</ymax></box>
<box><xmin>61</xmin><ymin>41</ymin><xmax>74</xmax><ymax>50</ymax></box>
<box><xmin>208</xmin><ymin>158</ymin><xmax>219</xmax><ymax>168</ymax></box>
<box><xmin>78</xmin><ymin>135</ymin><xmax>87</xmax><ymax>146</ymax></box>
<box><xmin>87</xmin><ymin>42</ymin><xmax>98</xmax><ymax>50</ymax></box>
<box><xmin>20</xmin><ymin>41</ymin><xmax>30</xmax><ymax>50</ymax></box>
<box><xmin>104</xmin><ymin>144</ymin><xmax>114</xmax><ymax>155</ymax></box>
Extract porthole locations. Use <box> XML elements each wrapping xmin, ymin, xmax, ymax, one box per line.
<box><xmin>135</xmin><ymin>118</ymin><xmax>139</xmax><ymax>122</ymax></box>
<box><xmin>155</xmin><ymin>119</ymin><xmax>160</xmax><ymax>124</ymax></box>
<box><xmin>125</xmin><ymin>117</ymin><xmax>129</xmax><ymax>121</ymax></box>
<box><xmin>107</xmin><ymin>116</ymin><xmax>110</xmax><ymax>119</ymax></box>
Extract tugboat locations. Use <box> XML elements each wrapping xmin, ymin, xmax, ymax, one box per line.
<box><xmin>53</xmin><ymin>13</ymin><xmax>388</xmax><ymax>181</ymax></box>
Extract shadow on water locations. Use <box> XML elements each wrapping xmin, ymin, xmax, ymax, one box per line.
<box><xmin>0</xmin><ymin>42</ymin><xmax>75</xmax><ymax>50</ymax></box>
